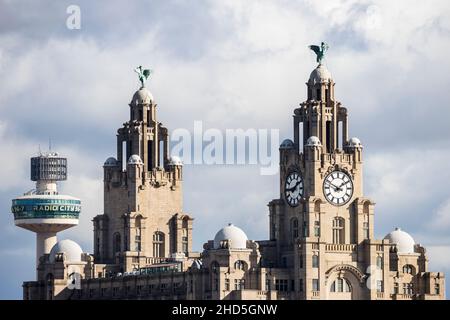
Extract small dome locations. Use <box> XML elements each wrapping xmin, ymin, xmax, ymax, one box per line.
<box><xmin>214</xmin><ymin>223</ymin><xmax>248</xmax><ymax>249</ymax></box>
<box><xmin>128</xmin><ymin>154</ymin><xmax>143</xmax><ymax>165</ymax></box>
<box><xmin>384</xmin><ymin>227</ymin><xmax>415</xmax><ymax>254</ymax></box>
<box><xmin>104</xmin><ymin>157</ymin><xmax>118</xmax><ymax>166</ymax></box>
<box><xmin>348</xmin><ymin>137</ymin><xmax>362</xmax><ymax>148</ymax></box>
<box><xmin>309</xmin><ymin>64</ymin><xmax>332</xmax><ymax>84</ymax></box>
<box><xmin>306</xmin><ymin>136</ymin><xmax>322</xmax><ymax>147</ymax></box>
<box><xmin>49</xmin><ymin>239</ymin><xmax>83</xmax><ymax>263</ymax></box>
<box><xmin>130</xmin><ymin>87</ymin><xmax>153</xmax><ymax>106</ymax></box>
<box><xmin>280</xmin><ymin>139</ymin><xmax>295</xmax><ymax>149</ymax></box>
<box><xmin>169</xmin><ymin>156</ymin><xmax>183</xmax><ymax>166</ymax></box>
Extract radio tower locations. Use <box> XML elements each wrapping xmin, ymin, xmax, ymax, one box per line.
<box><xmin>11</xmin><ymin>151</ymin><xmax>81</xmax><ymax>275</ymax></box>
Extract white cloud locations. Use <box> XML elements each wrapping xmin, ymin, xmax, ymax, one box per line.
<box><xmin>1</xmin><ymin>0</ymin><xmax>450</xmax><ymax>298</ymax></box>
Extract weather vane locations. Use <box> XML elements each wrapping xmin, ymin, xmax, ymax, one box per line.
<box><xmin>134</xmin><ymin>65</ymin><xmax>152</xmax><ymax>88</ymax></box>
<box><xmin>308</xmin><ymin>42</ymin><xmax>329</xmax><ymax>65</ymax></box>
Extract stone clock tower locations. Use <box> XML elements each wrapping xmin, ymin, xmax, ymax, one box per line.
<box><xmin>93</xmin><ymin>69</ymin><xmax>194</xmax><ymax>272</ymax></box>
<box><xmin>268</xmin><ymin>54</ymin><xmax>378</xmax><ymax>299</ymax></box>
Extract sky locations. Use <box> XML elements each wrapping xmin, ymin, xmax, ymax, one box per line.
<box><xmin>0</xmin><ymin>0</ymin><xmax>450</xmax><ymax>299</ymax></box>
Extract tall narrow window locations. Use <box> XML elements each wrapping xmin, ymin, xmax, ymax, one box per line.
<box><xmin>377</xmin><ymin>280</ymin><xmax>383</xmax><ymax>293</ymax></box>
<box><xmin>316</xmin><ymin>88</ymin><xmax>321</xmax><ymax>101</ymax></box>
<box><xmin>314</xmin><ymin>221</ymin><xmax>320</xmax><ymax>237</ymax></box>
<box><xmin>332</xmin><ymin>217</ymin><xmax>345</xmax><ymax>244</ymax></box>
<box><xmin>182</xmin><ymin>217</ymin><xmax>189</xmax><ymax>254</ymax></box>
<box><xmin>153</xmin><ymin>231</ymin><xmax>165</xmax><ymax>257</ymax></box>
<box><xmin>302</xmin><ymin>220</ymin><xmax>308</xmax><ymax>237</ymax></box>
<box><xmin>435</xmin><ymin>283</ymin><xmax>440</xmax><ymax>295</ymax></box>
<box><xmin>326</xmin><ymin>121</ymin><xmax>332</xmax><ymax>152</ymax></box>
<box><xmin>135</xmin><ymin>217</ymin><xmax>142</xmax><ymax>252</ymax></box>
<box><xmin>312</xmin><ymin>279</ymin><xmax>320</xmax><ymax>291</ymax></box>
<box><xmin>312</xmin><ymin>255</ymin><xmax>319</xmax><ymax>268</ymax></box>
<box><xmin>376</xmin><ymin>256</ymin><xmax>383</xmax><ymax>269</ymax></box>
<box><xmin>299</xmin><ymin>122</ymin><xmax>304</xmax><ymax>151</ymax></box>
<box><xmin>113</xmin><ymin>232</ymin><xmax>121</xmax><ymax>255</ymax></box>
<box><xmin>393</xmin><ymin>282</ymin><xmax>399</xmax><ymax>294</ymax></box>
<box><xmin>147</xmin><ymin>140</ymin><xmax>153</xmax><ymax>170</ymax></box>
<box><xmin>159</xmin><ymin>140</ymin><xmax>164</xmax><ymax>167</ymax></box>
<box><xmin>337</xmin><ymin>121</ymin><xmax>342</xmax><ymax>149</ymax></box>
<box><xmin>122</xmin><ymin>141</ymin><xmax>127</xmax><ymax>171</ymax></box>
<box><xmin>363</xmin><ymin>222</ymin><xmax>369</xmax><ymax>239</ymax></box>
<box><xmin>225</xmin><ymin>279</ymin><xmax>230</xmax><ymax>291</ymax></box>
<box><xmin>291</xmin><ymin>218</ymin><xmax>299</xmax><ymax>240</ymax></box>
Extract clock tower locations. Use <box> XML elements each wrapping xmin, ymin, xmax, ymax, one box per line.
<box><xmin>268</xmin><ymin>50</ymin><xmax>377</xmax><ymax>299</ymax></box>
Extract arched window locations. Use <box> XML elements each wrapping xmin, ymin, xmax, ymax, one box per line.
<box><xmin>291</xmin><ymin>218</ymin><xmax>299</xmax><ymax>240</ymax></box>
<box><xmin>332</xmin><ymin>217</ymin><xmax>345</xmax><ymax>244</ymax></box>
<box><xmin>235</xmin><ymin>260</ymin><xmax>246</xmax><ymax>271</ymax></box>
<box><xmin>113</xmin><ymin>232</ymin><xmax>121</xmax><ymax>255</ymax></box>
<box><xmin>402</xmin><ymin>264</ymin><xmax>414</xmax><ymax>275</ymax></box>
<box><xmin>211</xmin><ymin>261</ymin><xmax>220</xmax><ymax>291</ymax></box>
<box><xmin>314</xmin><ymin>200</ymin><xmax>321</xmax><ymax>213</ymax></box>
<box><xmin>153</xmin><ymin>231</ymin><xmax>165</xmax><ymax>257</ymax></box>
<box><xmin>135</xmin><ymin>216</ymin><xmax>142</xmax><ymax>252</ymax></box>
<box><xmin>330</xmin><ymin>278</ymin><xmax>351</xmax><ymax>293</ymax></box>
<box><xmin>182</xmin><ymin>217</ymin><xmax>189</xmax><ymax>254</ymax></box>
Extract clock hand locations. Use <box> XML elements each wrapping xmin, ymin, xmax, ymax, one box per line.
<box><xmin>325</xmin><ymin>181</ymin><xmax>339</xmax><ymax>191</ymax></box>
<box><xmin>286</xmin><ymin>180</ymin><xmax>302</xmax><ymax>192</ymax></box>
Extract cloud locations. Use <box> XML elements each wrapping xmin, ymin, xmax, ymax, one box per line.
<box><xmin>0</xmin><ymin>0</ymin><xmax>450</xmax><ymax>299</ymax></box>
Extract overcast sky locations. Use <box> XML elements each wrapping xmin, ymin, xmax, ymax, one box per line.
<box><xmin>0</xmin><ymin>0</ymin><xmax>450</xmax><ymax>299</ymax></box>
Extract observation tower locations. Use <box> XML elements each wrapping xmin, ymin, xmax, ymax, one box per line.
<box><xmin>11</xmin><ymin>151</ymin><xmax>81</xmax><ymax>272</ymax></box>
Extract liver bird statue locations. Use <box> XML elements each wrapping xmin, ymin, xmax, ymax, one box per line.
<box><xmin>134</xmin><ymin>65</ymin><xmax>152</xmax><ymax>88</ymax></box>
<box><xmin>309</xmin><ymin>42</ymin><xmax>329</xmax><ymax>64</ymax></box>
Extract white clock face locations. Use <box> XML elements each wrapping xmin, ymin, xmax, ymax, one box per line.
<box><xmin>285</xmin><ymin>172</ymin><xmax>304</xmax><ymax>207</ymax></box>
<box><xmin>323</xmin><ymin>171</ymin><xmax>353</xmax><ymax>206</ymax></box>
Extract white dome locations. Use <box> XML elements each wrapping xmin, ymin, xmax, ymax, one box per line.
<box><xmin>104</xmin><ymin>157</ymin><xmax>118</xmax><ymax>166</ymax></box>
<box><xmin>280</xmin><ymin>139</ymin><xmax>295</xmax><ymax>149</ymax></box>
<box><xmin>49</xmin><ymin>239</ymin><xmax>83</xmax><ymax>263</ymax></box>
<box><xmin>309</xmin><ymin>64</ymin><xmax>332</xmax><ymax>84</ymax></box>
<box><xmin>130</xmin><ymin>87</ymin><xmax>153</xmax><ymax>106</ymax></box>
<box><xmin>128</xmin><ymin>154</ymin><xmax>143</xmax><ymax>165</ymax></box>
<box><xmin>214</xmin><ymin>223</ymin><xmax>248</xmax><ymax>249</ymax></box>
<box><xmin>169</xmin><ymin>156</ymin><xmax>183</xmax><ymax>166</ymax></box>
<box><xmin>348</xmin><ymin>137</ymin><xmax>362</xmax><ymax>148</ymax></box>
<box><xmin>384</xmin><ymin>227</ymin><xmax>415</xmax><ymax>254</ymax></box>
<box><xmin>306</xmin><ymin>136</ymin><xmax>322</xmax><ymax>147</ymax></box>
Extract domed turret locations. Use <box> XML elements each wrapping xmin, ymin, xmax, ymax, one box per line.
<box><xmin>130</xmin><ymin>87</ymin><xmax>153</xmax><ymax>106</ymax></box>
<box><xmin>214</xmin><ymin>223</ymin><xmax>248</xmax><ymax>249</ymax></box>
<box><xmin>306</xmin><ymin>136</ymin><xmax>322</xmax><ymax>147</ymax></box>
<box><xmin>169</xmin><ymin>156</ymin><xmax>183</xmax><ymax>166</ymax></box>
<box><xmin>347</xmin><ymin>137</ymin><xmax>362</xmax><ymax>148</ymax></box>
<box><xmin>309</xmin><ymin>64</ymin><xmax>332</xmax><ymax>84</ymax></box>
<box><xmin>384</xmin><ymin>227</ymin><xmax>415</xmax><ymax>253</ymax></box>
<box><xmin>128</xmin><ymin>154</ymin><xmax>143</xmax><ymax>165</ymax></box>
<box><xmin>104</xmin><ymin>157</ymin><xmax>118</xmax><ymax>167</ymax></box>
<box><xmin>280</xmin><ymin>139</ymin><xmax>295</xmax><ymax>149</ymax></box>
<box><xmin>49</xmin><ymin>239</ymin><xmax>83</xmax><ymax>263</ymax></box>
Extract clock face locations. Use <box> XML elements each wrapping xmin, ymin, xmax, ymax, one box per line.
<box><xmin>285</xmin><ymin>172</ymin><xmax>304</xmax><ymax>207</ymax></box>
<box><xmin>323</xmin><ymin>171</ymin><xmax>353</xmax><ymax>206</ymax></box>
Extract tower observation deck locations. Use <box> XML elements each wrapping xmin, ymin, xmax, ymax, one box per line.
<box><xmin>11</xmin><ymin>151</ymin><xmax>81</xmax><ymax>274</ymax></box>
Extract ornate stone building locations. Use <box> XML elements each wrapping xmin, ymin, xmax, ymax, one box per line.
<box><xmin>22</xmin><ymin>56</ymin><xmax>445</xmax><ymax>300</ymax></box>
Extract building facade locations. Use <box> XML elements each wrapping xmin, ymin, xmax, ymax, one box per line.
<box><xmin>22</xmin><ymin>58</ymin><xmax>445</xmax><ymax>300</ymax></box>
